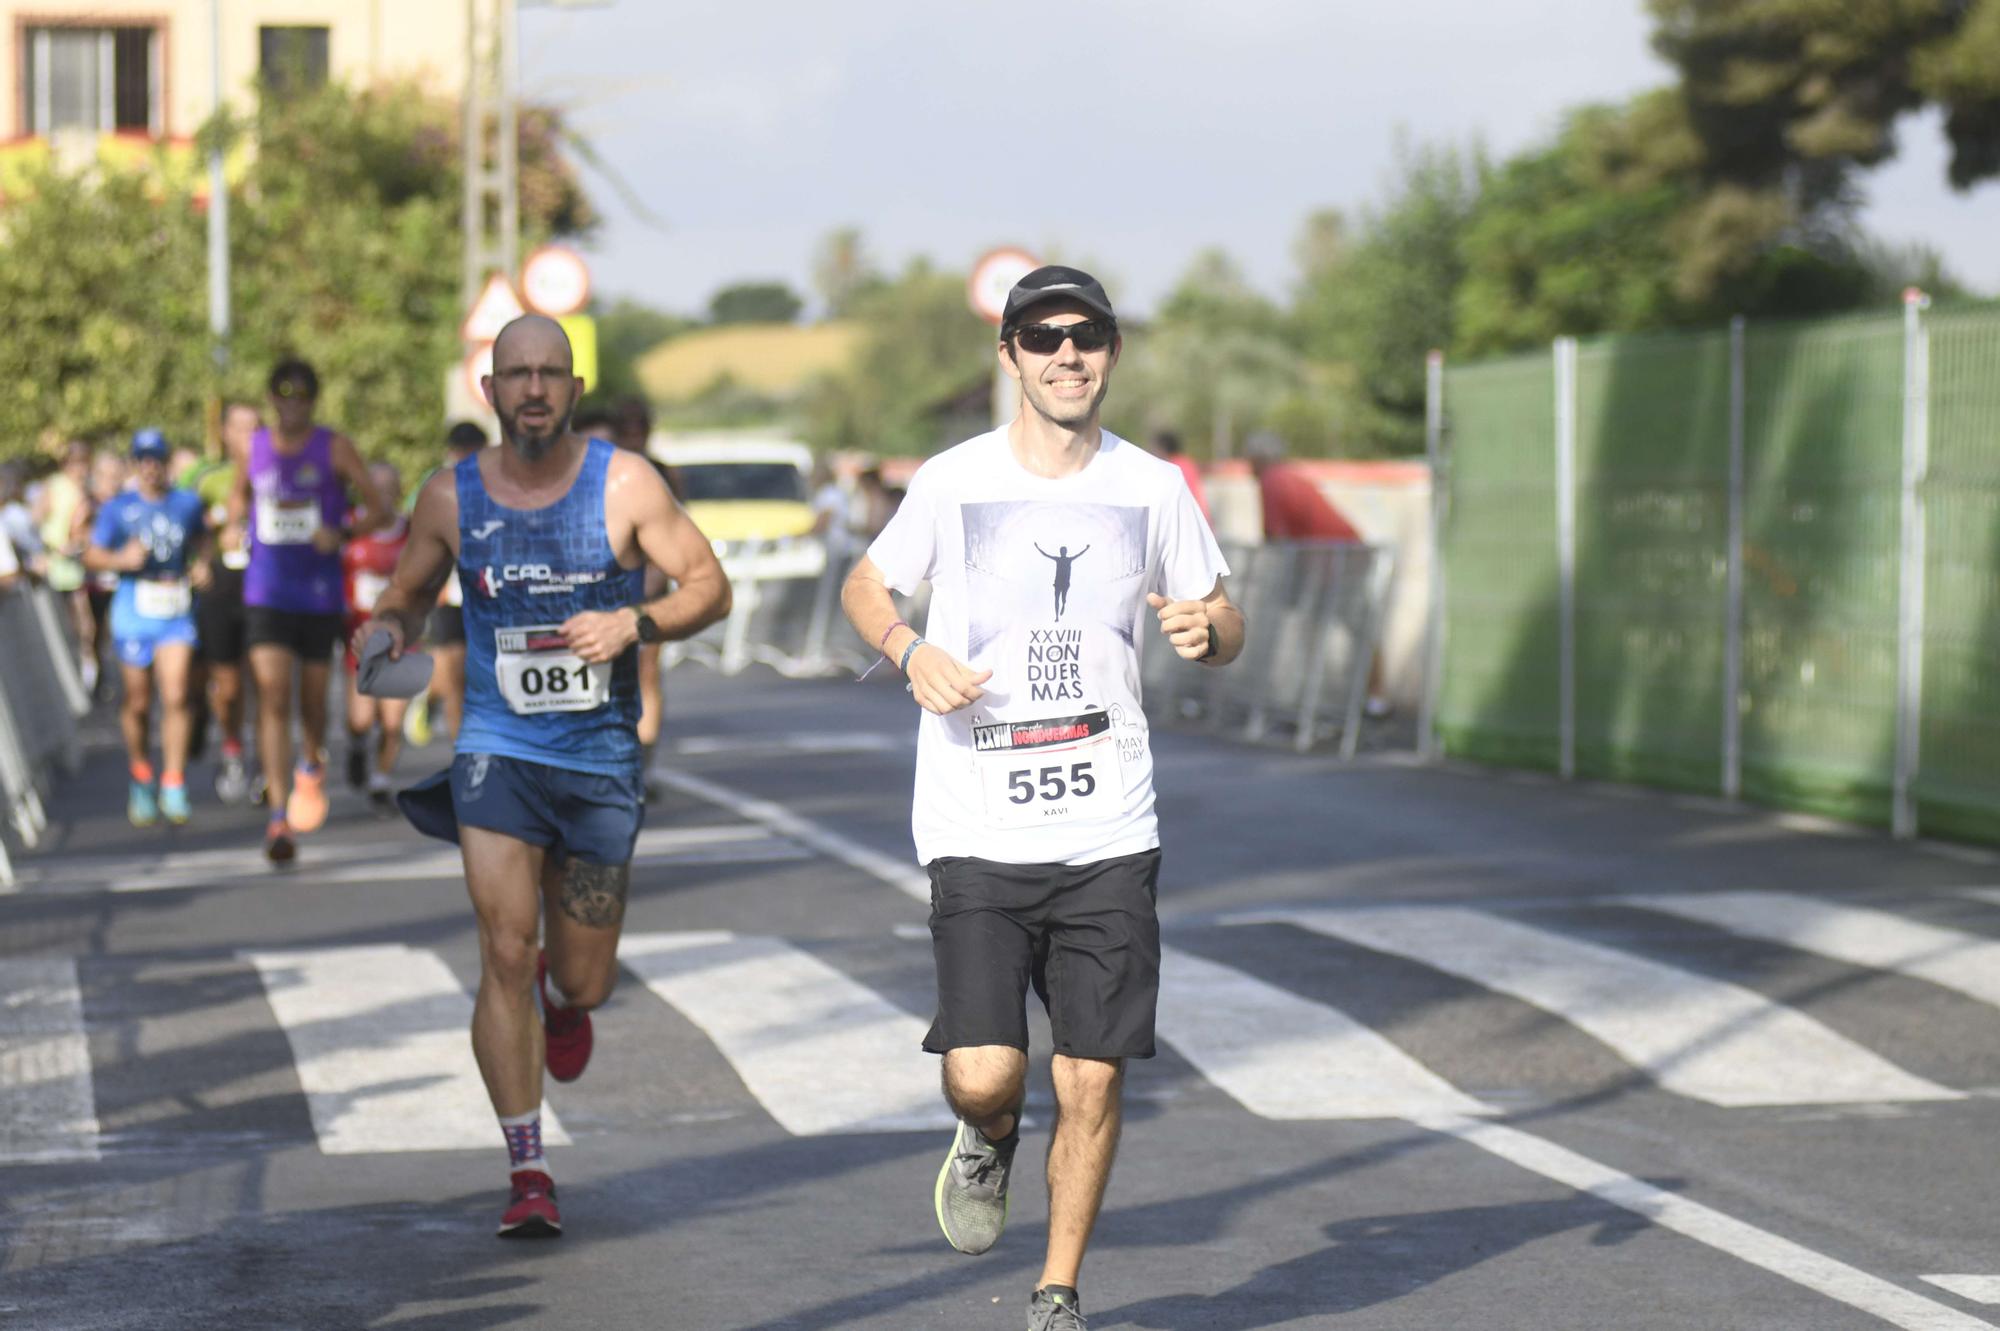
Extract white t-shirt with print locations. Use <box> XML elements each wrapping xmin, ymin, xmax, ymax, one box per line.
<box><xmin>868</xmin><ymin>428</ymin><xmax>1229</xmax><ymax>867</ymax></box>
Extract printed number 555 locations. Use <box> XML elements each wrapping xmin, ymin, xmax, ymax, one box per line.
<box><xmin>1007</xmin><ymin>762</ymin><xmax>1096</xmax><ymax>804</ymax></box>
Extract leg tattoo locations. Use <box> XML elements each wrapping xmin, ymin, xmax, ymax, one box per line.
<box><xmin>558</xmin><ymin>858</ymin><xmax>630</xmax><ymax>928</ymax></box>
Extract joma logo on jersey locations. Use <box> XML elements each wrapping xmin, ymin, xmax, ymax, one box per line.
<box><xmin>475</xmin><ymin>564</ymin><xmax>609</xmax><ymax>597</ymax></box>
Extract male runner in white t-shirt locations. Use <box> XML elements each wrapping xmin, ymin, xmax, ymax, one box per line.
<box><xmin>843</xmin><ymin>266</ymin><xmax>1244</xmax><ymax>1331</ymax></box>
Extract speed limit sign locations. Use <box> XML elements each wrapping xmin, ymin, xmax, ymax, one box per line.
<box><xmin>967</xmin><ymin>248</ymin><xmax>1041</xmax><ymax>326</ymax></box>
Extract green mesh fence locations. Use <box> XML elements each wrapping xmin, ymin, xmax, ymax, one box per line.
<box><xmin>1572</xmin><ymin>330</ymin><xmax>1732</xmax><ymax>791</ymax></box>
<box><xmin>1437</xmin><ymin>299</ymin><xmax>2000</xmax><ymax>842</ymax></box>
<box><xmin>1436</xmin><ymin>353</ymin><xmax>1559</xmax><ymax>769</ymax></box>
<box><xmin>1736</xmin><ymin>314</ymin><xmax>1905</xmax><ymax>823</ymax></box>
<box><xmin>1917</xmin><ymin>307</ymin><xmax>2000</xmax><ymax>840</ymax></box>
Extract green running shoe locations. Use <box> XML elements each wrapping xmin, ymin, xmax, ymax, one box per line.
<box><xmin>127</xmin><ymin>779</ymin><xmax>158</xmax><ymax>828</ymax></box>
<box><xmin>933</xmin><ymin>1118</ymin><xmax>1016</xmax><ymax>1255</ymax></box>
<box><xmin>159</xmin><ymin>783</ymin><xmax>191</xmax><ymax>825</ymax></box>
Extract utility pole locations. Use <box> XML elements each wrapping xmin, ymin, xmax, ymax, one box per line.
<box><xmin>462</xmin><ymin>0</ymin><xmax>519</xmax><ymax>318</ymax></box>
<box><xmin>207</xmin><ymin>0</ymin><xmax>229</xmax><ymax>362</ymax></box>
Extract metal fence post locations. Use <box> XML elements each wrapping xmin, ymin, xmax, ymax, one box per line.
<box><xmin>1419</xmin><ymin>348</ymin><xmax>1445</xmax><ymax>762</ymax></box>
<box><xmin>1554</xmin><ymin>336</ymin><xmax>1578</xmax><ymax>780</ymax></box>
<box><xmin>1723</xmin><ymin>316</ymin><xmax>1746</xmax><ymax>800</ymax></box>
<box><xmin>1894</xmin><ymin>288</ymin><xmax>1931</xmax><ymax>838</ymax></box>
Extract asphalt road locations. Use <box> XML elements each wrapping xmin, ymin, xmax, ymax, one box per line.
<box><xmin>6</xmin><ymin>666</ymin><xmax>2000</xmax><ymax>1330</ymax></box>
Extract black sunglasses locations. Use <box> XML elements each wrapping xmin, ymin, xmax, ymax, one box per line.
<box><xmin>272</xmin><ymin>381</ymin><xmax>315</xmax><ymax>400</ymax></box>
<box><xmin>1012</xmin><ymin>320</ymin><xmax>1116</xmax><ymax>356</ymax></box>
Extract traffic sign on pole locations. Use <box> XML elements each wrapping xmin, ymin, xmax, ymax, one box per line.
<box><xmin>461</xmin><ymin>273</ymin><xmax>525</xmax><ymax>344</ymax></box>
<box><xmin>968</xmin><ymin>247</ymin><xmax>1040</xmax><ymax>326</ymax></box>
<box><xmin>522</xmin><ymin>246</ymin><xmax>592</xmax><ymax>317</ymax></box>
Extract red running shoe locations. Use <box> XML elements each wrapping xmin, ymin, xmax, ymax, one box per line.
<box><xmin>496</xmin><ymin>1169</ymin><xmax>561</xmax><ymax>1238</ymax></box>
<box><xmin>538</xmin><ymin>951</ymin><xmax>593</xmax><ymax>1083</ymax></box>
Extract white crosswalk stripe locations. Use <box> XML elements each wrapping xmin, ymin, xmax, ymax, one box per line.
<box><xmin>1626</xmin><ymin>890</ymin><xmax>2000</xmax><ymax>1011</ymax></box>
<box><xmin>620</xmin><ymin>930</ymin><xmax>952</xmax><ymax>1135</ymax></box>
<box><xmin>0</xmin><ymin>958</ymin><xmax>101</xmax><ymax>1162</ymax></box>
<box><xmin>11</xmin><ymin>889</ymin><xmax>1997</xmax><ymax>1161</ymax></box>
<box><xmin>1156</xmin><ymin>945</ymin><xmax>1494</xmax><ymax>1119</ymax></box>
<box><xmin>1252</xmin><ymin>906</ymin><xmax>1959</xmax><ymax>1106</ymax></box>
<box><xmin>244</xmin><ymin>945</ymin><xmax>571</xmax><ymax>1155</ymax></box>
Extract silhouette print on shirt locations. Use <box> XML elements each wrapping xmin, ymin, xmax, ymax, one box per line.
<box><xmin>1034</xmin><ymin>542</ymin><xmax>1091</xmax><ymax>620</ymax></box>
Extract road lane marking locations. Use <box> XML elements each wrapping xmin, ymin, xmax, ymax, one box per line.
<box><xmin>0</xmin><ymin>959</ymin><xmax>100</xmax><ymax>1162</ymax></box>
<box><xmin>1627</xmin><ymin>892</ymin><xmax>2000</xmax><ymax>1010</ymax></box>
<box><xmin>1262</xmin><ymin>906</ymin><xmax>1957</xmax><ymax>1106</ymax></box>
<box><xmin>244</xmin><ymin>945</ymin><xmax>569</xmax><ymax>1155</ymax></box>
<box><xmin>1156</xmin><ymin>946</ymin><xmax>1494</xmax><ymax>1119</ymax></box>
<box><xmin>649</xmin><ymin>768</ymin><xmax>930</xmax><ymax>903</ymax></box>
<box><xmin>657</xmin><ymin>770</ymin><xmax>1994</xmax><ymax>1329</ymax></box>
<box><xmin>1416</xmin><ymin>1112</ymin><xmax>1997</xmax><ymax>1331</ymax></box>
<box><xmin>1923</xmin><ymin>1278</ymin><xmax>2000</xmax><ymax>1304</ymax></box>
<box><xmin>620</xmin><ymin>931</ymin><xmax>950</xmax><ymax>1135</ymax></box>
<box><xmin>668</xmin><ymin>731</ymin><xmax>909</xmax><ymax>757</ymax></box>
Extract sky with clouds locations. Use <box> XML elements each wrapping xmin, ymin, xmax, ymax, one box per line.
<box><xmin>519</xmin><ymin>0</ymin><xmax>2000</xmax><ymax>319</ymax></box>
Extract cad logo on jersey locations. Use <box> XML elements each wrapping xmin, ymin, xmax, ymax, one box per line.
<box><xmin>474</xmin><ymin>563</ymin><xmax>611</xmax><ymax>598</ymax></box>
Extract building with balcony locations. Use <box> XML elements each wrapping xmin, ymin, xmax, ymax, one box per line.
<box><xmin>1</xmin><ymin>2</ymin><xmax>467</xmax><ymax>195</ymax></box>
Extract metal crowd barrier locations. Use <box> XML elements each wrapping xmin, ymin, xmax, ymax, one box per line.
<box><xmin>1140</xmin><ymin>540</ymin><xmax>1393</xmax><ymax>755</ymax></box>
<box><xmin>0</xmin><ymin>585</ymin><xmax>91</xmax><ymax>885</ymax></box>
<box><xmin>659</xmin><ymin>534</ymin><xmax>1391</xmax><ymax>757</ymax></box>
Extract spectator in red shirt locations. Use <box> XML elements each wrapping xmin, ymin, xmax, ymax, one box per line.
<box><xmin>1148</xmin><ymin>429</ymin><xmax>1209</xmax><ymax>520</ymax></box>
<box><xmin>1244</xmin><ymin>432</ymin><xmax>1391</xmax><ymax>716</ymax></box>
<box><xmin>1245</xmin><ymin>432</ymin><xmax>1361</xmax><ymax>543</ymax></box>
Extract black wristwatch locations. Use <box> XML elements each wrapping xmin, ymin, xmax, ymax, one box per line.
<box><xmin>630</xmin><ymin>605</ymin><xmax>664</xmax><ymax>644</ymax></box>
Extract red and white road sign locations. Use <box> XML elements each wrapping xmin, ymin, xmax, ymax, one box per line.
<box><xmin>967</xmin><ymin>247</ymin><xmax>1041</xmax><ymax>325</ymax></box>
<box><xmin>461</xmin><ymin>273</ymin><xmax>525</xmax><ymax>343</ymax></box>
<box><xmin>521</xmin><ymin>246</ymin><xmax>592</xmax><ymax>318</ymax></box>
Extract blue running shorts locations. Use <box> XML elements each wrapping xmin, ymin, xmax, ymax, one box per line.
<box><xmin>398</xmin><ymin>752</ymin><xmax>644</xmax><ymax>867</ymax></box>
<box><xmin>114</xmin><ymin>616</ymin><xmax>199</xmax><ymax>668</ymax></box>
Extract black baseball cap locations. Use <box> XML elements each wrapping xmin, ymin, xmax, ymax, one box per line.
<box><xmin>1001</xmin><ymin>265</ymin><xmax>1117</xmax><ymax>336</ymax></box>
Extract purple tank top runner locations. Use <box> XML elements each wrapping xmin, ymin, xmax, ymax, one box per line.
<box><xmin>243</xmin><ymin>426</ymin><xmax>347</xmax><ymax>614</ymax></box>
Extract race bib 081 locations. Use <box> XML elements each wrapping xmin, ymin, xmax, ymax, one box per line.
<box><xmin>493</xmin><ymin>624</ymin><xmax>609</xmax><ymax>715</ymax></box>
<box><xmin>973</xmin><ymin>709</ymin><xmax>1124</xmax><ymax>829</ymax></box>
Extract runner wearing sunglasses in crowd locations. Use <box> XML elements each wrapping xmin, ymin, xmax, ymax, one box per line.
<box><xmin>841</xmin><ymin>266</ymin><xmax>1244</xmax><ymax>1331</ymax></box>
<box><xmin>230</xmin><ymin>360</ymin><xmax>392</xmax><ymax>864</ymax></box>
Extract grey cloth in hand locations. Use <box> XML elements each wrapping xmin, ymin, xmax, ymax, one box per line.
<box><xmin>356</xmin><ymin>628</ymin><xmax>434</xmax><ymax>699</ymax></box>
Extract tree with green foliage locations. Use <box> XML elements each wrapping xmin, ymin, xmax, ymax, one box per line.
<box><xmin>1652</xmin><ymin>0</ymin><xmax>2000</xmax><ymax>192</ymax></box>
<box><xmin>803</xmin><ymin>258</ymin><xmax>993</xmax><ymax>455</ymax></box>
<box><xmin>1294</xmin><ymin>143</ymin><xmax>1481</xmax><ymax>448</ymax></box>
<box><xmin>0</xmin><ymin>167</ymin><xmax>211</xmax><ymax>457</ymax></box>
<box><xmin>1647</xmin><ymin>0</ymin><xmax>2000</xmax><ymax>300</ymax></box>
<box><xmin>707</xmin><ymin>282</ymin><xmax>804</xmax><ymax>326</ymax></box>
<box><xmin>812</xmin><ymin>228</ymin><xmax>884</xmax><ymax>318</ymax></box>
<box><xmin>1110</xmin><ymin>249</ymin><xmax>1354</xmax><ymax>457</ymax></box>
<box><xmin>0</xmin><ymin>77</ymin><xmax>593</xmax><ymax>476</ymax></box>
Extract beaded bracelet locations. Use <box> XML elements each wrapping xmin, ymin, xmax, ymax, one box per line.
<box><xmin>898</xmin><ymin>635</ymin><xmax>927</xmax><ymax>674</ymax></box>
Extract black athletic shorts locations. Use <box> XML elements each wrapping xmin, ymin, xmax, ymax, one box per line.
<box><xmin>246</xmin><ymin>605</ymin><xmax>345</xmax><ymax>661</ymax></box>
<box><xmin>195</xmin><ymin>564</ymin><xmax>247</xmax><ymax>664</ymax></box>
<box><xmin>923</xmin><ymin>848</ymin><xmax>1162</xmax><ymax>1060</ymax></box>
<box><xmin>426</xmin><ymin>604</ymin><xmax>466</xmax><ymax>645</ymax></box>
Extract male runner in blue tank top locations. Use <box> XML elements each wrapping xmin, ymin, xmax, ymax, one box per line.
<box><xmin>354</xmin><ymin>315</ymin><xmax>731</xmax><ymax>1238</ymax></box>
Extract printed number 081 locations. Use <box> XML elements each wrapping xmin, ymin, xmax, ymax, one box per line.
<box><xmin>1007</xmin><ymin>762</ymin><xmax>1096</xmax><ymax>804</ymax></box>
<box><xmin>519</xmin><ymin>664</ymin><xmax>573</xmax><ymax>696</ymax></box>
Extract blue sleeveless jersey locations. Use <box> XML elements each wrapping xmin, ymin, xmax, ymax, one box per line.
<box><xmin>456</xmin><ymin>439</ymin><xmax>645</xmax><ymax>776</ymax></box>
